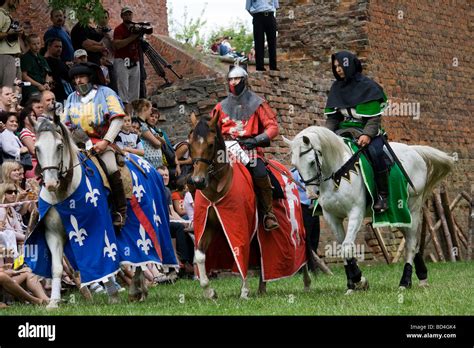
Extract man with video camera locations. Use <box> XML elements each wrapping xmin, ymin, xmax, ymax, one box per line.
<box><xmin>113</xmin><ymin>6</ymin><xmax>152</xmax><ymax>114</ymax></box>
<box><xmin>0</xmin><ymin>0</ymin><xmax>22</xmax><ymax>87</ymax></box>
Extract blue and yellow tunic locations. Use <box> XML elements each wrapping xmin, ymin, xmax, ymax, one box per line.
<box><xmin>63</xmin><ymin>86</ymin><xmax>125</xmax><ymax>141</ymax></box>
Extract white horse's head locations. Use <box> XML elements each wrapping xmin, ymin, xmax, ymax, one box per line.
<box><xmin>283</xmin><ymin>126</ymin><xmax>347</xmax><ymax>199</ymax></box>
<box><xmin>35</xmin><ymin>118</ymin><xmax>75</xmax><ymax>192</ymax></box>
<box><xmin>283</xmin><ymin>127</ymin><xmax>323</xmax><ymax>200</ymax></box>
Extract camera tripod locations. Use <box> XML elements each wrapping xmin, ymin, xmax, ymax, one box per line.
<box><xmin>141</xmin><ymin>40</ymin><xmax>183</xmax><ymax>87</ymax></box>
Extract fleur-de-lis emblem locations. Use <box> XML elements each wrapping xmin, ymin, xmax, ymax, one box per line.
<box><xmin>152</xmin><ymin>200</ymin><xmax>161</xmax><ymax>227</ymax></box>
<box><xmin>137</xmin><ymin>225</ymin><xmax>152</xmax><ymax>255</ymax></box>
<box><xmin>103</xmin><ymin>231</ymin><xmax>117</xmax><ymax>261</ymax></box>
<box><xmin>137</xmin><ymin>157</ymin><xmax>151</xmax><ymax>173</ymax></box>
<box><xmin>132</xmin><ymin>171</ymin><xmax>145</xmax><ymax>202</ymax></box>
<box><xmin>85</xmin><ymin>177</ymin><xmax>100</xmax><ymax>207</ymax></box>
<box><xmin>68</xmin><ymin>215</ymin><xmax>88</xmax><ymax>246</ymax></box>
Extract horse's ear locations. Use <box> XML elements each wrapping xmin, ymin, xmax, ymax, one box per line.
<box><xmin>208</xmin><ymin>109</ymin><xmax>219</xmax><ymax>129</ymax></box>
<box><xmin>303</xmin><ymin>135</ymin><xmax>310</xmax><ymax>145</ymax></box>
<box><xmin>190</xmin><ymin>111</ymin><xmax>198</xmax><ymax>127</ymax></box>
<box><xmin>282</xmin><ymin>135</ymin><xmax>292</xmax><ymax>146</ymax></box>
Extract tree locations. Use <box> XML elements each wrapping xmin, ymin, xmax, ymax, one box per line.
<box><xmin>208</xmin><ymin>22</ymin><xmax>253</xmax><ymax>55</ymax></box>
<box><xmin>48</xmin><ymin>0</ymin><xmax>106</xmax><ymax>25</ymax></box>
<box><xmin>168</xmin><ymin>4</ymin><xmax>207</xmax><ymax>47</ymax></box>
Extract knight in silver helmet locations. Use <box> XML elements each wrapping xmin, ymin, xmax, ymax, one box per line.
<box><xmin>210</xmin><ymin>65</ymin><xmax>280</xmax><ymax>231</ymax></box>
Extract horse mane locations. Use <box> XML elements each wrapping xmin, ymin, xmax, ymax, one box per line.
<box><xmin>295</xmin><ymin>126</ymin><xmax>348</xmax><ymax>164</ymax></box>
<box><xmin>193</xmin><ymin>116</ymin><xmax>226</xmax><ymax>151</ymax></box>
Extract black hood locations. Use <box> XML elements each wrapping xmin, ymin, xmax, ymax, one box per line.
<box><xmin>326</xmin><ymin>51</ymin><xmax>385</xmax><ymax>109</ymax></box>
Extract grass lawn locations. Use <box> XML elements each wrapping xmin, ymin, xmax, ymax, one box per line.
<box><xmin>1</xmin><ymin>261</ymin><xmax>473</xmax><ymax>316</ymax></box>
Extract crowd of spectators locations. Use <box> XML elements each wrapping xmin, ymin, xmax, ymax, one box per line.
<box><xmin>0</xmin><ymin>2</ymin><xmax>196</xmax><ymax>308</ymax></box>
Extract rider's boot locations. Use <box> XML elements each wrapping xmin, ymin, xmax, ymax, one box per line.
<box><xmin>108</xmin><ymin>170</ymin><xmax>127</xmax><ymax>231</ymax></box>
<box><xmin>373</xmin><ymin>170</ymin><xmax>389</xmax><ymax>213</ymax></box>
<box><xmin>254</xmin><ymin>176</ymin><xmax>279</xmax><ymax>231</ymax></box>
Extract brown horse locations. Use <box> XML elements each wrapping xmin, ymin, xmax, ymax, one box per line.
<box><xmin>189</xmin><ymin>112</ymin><xmax>311</xmax><ymax>299</ymax></box>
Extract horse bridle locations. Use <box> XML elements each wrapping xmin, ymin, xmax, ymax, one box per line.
<box><xmin>191</xmin><ymin>135</ymin><xmax>227</xmax><ymax>178</ymax></box>
<box><xmin>298</xmin><ymin>146</ymin><xmax>331</xmax><ymax>186</ymax></box>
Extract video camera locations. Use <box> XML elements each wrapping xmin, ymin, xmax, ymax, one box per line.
<box><xmin>128</xmin><ymin>21</ymin><xmax>153</xmax><ymax>36</ymax></box>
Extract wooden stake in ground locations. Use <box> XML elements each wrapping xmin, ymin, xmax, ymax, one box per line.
<box><xmin>367</xmin><ymin>223</ymin><xmax>391</xmax><ymax>264</ymax></box>
<box><xmin>433</xmin><ymin>192</ymin><xmax>456</xmax><ymax>262</ymax></box>
<box><xmin>440</xmin><ymin>185</ymin><xmax>462</xmax><ymax>260</ymax></box>
<box><xmin>392</xmin><ymin>237</ymin><xmax>405</xmax><ymax>264</ymax></box>
<box><xmin>469</xmin><ymin>193</ymin><xmax>473</xmax><ymax>261</ymax></box>
<box><xmin>423</xmin><ymin>206</ymin><xmax>445</xmax><ymax>261</ymax></box>
<box><xmin>311</xmin><ymin>250</ymin><xmax>333</xmax><ymax>275</ymax></box>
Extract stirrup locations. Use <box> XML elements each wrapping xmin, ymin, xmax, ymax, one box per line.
<box><xmin>373</xmin><ymin>195</ymin><xmax>388</xmax><ymax>213</ymax></box>
<box><xmin>112</xmin><ymin>212</ymin><xmax>126</xmax><ymax>227</ymax></box>
<box><xmin>263</xmin><ymin>213</ymin><xmax>279</xmax><ymax>231</ymax></box>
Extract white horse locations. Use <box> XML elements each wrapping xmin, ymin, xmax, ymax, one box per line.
<box><xmin>284</xmin><ymin>126</ymin><xmax>454</xmax><ymax>292</ymax></box>
<box><xmin>32</xmin><ymin>119</ymin><xmax>148</xmax><ymax>308</ymax></box>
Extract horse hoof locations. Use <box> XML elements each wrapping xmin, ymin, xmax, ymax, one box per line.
<box><xmin>258</xmin><ymin>288</ymin><xmax>267</xmax><ymax>296</ymax></box>
<box><xmin>304</xmin><ymin>285</ymin><xmax>311</xmax><ymax>292</ymax></box>
<box><xmin>418</xmin><ymin>279</ymin><xmax>429</xmax><ymax>288</ymax></box>
<box><xmin>240</xmin><ymin>293</ymin><xmax>250</xmax><ymax>300</ymax></box>
<box><xmin>204</xmin><ymin>288</ymin><xmax>217</xmax><ymax>300</ymax></box>
<box><xmin>344</xmin><ymin>289</ymin><xmax>354</xmax><ymax>295</ymax></box>
<box><xmin>354</xmin><ymin>277</ymin><xmax>369</xmax><ymax>291</ymax></box>
<box><xmin>46</xmin><ymin>300</ymin><xmax>59</xmax><ymax>310</ymax></box>
<box><xmin>108</xmin><ymin>294</ymin><xmax>120</xmax><ymax>304</ymax></box>
<box><xmin>399</xmin><ymin>286</ymin><xmax>407</xmax><ymax>291</ymax></box>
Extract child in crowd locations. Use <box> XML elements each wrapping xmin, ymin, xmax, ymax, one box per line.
<box><xmin>115</xmin><ymin>115</ymin><xmax>144</xmax><ymax>157</ymax></box>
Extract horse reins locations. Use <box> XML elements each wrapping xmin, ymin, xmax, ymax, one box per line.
<box><xmin>192</xmin><ymin>135</ymin><xmax>228</xmax><ymax>178</ymax></box>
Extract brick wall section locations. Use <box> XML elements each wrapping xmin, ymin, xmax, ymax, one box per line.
<box><xmin>14</xmin><ymin>0</ymin><xmax>168</xmax><ymax>41</ymax></box>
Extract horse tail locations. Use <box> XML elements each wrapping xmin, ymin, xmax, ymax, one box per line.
<box><xmin>411</xmin><ymin>145</ymin><xmax>454</xmax><ymax>201</ymax></box>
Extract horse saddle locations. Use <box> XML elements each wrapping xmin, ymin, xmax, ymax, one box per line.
<box><xmin>89</xmin><ymin>155</ymin><xmax>133</xmax><ymax>200</ymax></box>
<box><xmin>267</xmin><ymin>167</ymin><xmax>285</xmax><ymax>200</ymax></box>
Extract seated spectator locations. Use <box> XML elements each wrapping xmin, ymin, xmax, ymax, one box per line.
<box><xmin>44</xmin><ymin>37</ymin><xmax>73</xmax><ymax>103</ymax></box>
<box><xmin>20</xmin><ymin>34</ymin><xmax>53</xmax><ymax>104</ymax></box>
<box><xmin>1</xmin><ymin>160</ymin><xmax>35</xmax><ymax>216</ymax></box>
<box><xmin>99</xmin><ymin>53</ymin><xmax>110</xmax><ymax>86</ymax></box>
<box><xmin>130</xmin><ymin>116</ymin><xmax>141</xmax><ymax>135</ymax></box>
<box><xmin>73</xmin><ymin>49</ymin><xmax>88</xmax><ymax>63</ymax></box>
<box><xmin>210</xmin><ymin>37</ymin><xmax>222</xmax><ymax>54</ymax></box>
<box><xmin>18</xmin><ymin>97</ymin><xmax>41</xmax><ymax>178</ymax></box>
<box><xmin>115</xmin><ymin>114</ymin><xmax>144</xmax><ymax>157</ymax></box>
<box><xmin>174</xmin><ymin>129</ymin><xmax>193</xmax><ymax>179</ymax></box>
<box><xmin>0</xmin><ymin>266</ymin><xmax>47</xmax><ymax>307</ymax></box>
<box><xmin>183</xmin><ymin>184</ymin><xmax>195</xmax><ymax>224</ymax></box>
<box><xmin>132</xmin><ymin>99</ymin><xmax>165</xmax><ymax>169</ymax></box>
<box><xmin>157</xmin><ymin>166</ymin><xmax>194</xmax><ymax>278</ymax></box>
<box><xmin>0</xmin><ymin>86</ymin><xmax>14</xmax><ymax>112</ymax></box>
<box><xmin>41</xmin><ymin>90</ymin><xmax>57</xmax><ymax>120</ymax></box>
<box><xmin>0</xmin><ymin>111</ymin><xmax>29</xmax><ymax>162</ymax></box>
<box><xmin>171</xmin><ymin>176</ymin><xmax>188</xmax><ymax>219</ymax></box>
<box><xmin>0</xmin><ymin>183</ymin><xmax>25</xmax><ymax>257</ymax></box>
<box><xmin>43</xmin><ymin>9</ymin><xmax>75</xmax><ymax>64</ymax></box>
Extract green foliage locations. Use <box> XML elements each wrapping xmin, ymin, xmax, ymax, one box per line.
<box><xmin>48</xmin><ymin>0</ymin><xmax>106</xmax><ymax>25</ymax></box>
<box><xmin>208</xmin><ymin>22</ymin><xmax>253</xmax><ymax>54</ymax></box>
<box><xmin>168</xmin><ymin>4</ymin><xmax>207</xmax><ymax>47</ymax></box>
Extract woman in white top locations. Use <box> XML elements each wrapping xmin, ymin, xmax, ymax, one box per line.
<box><xmin>0</xmin><ymin>112</ymin><xmax>29</xmax><ymax>162</ymax></box>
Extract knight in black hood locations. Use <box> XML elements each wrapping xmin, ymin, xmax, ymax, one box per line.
<box><xmin>210</xmin><ymin>65</ymin><xmax>280</xmax><ymax>231</ymax></box>
<box><xmin>324</xmin><ymin>51</ymin><xmax>390</xmax><ymax>212</ymax></box>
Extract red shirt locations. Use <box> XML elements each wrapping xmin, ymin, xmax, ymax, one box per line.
<box><xmin>113</xmin><ymin>23</ymin><xmax>140</xmax><ymax>62</ymax></box>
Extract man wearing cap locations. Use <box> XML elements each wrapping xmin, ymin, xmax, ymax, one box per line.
<box><xmin>211</xmin><ymin>65</ymin><xmax>280</xmax><ymax>231</ymax></box>
<box><xmin>113</xmin><ymin>6</ymin><xmax>141</xmax><ymax>114</ymax></box>
<box><xmin>73</xmin><ymin>49</ymin><xmax>88</xmax><ymax>63</ymax></box>
<box><xmin>63</xmin><ymin>62</ymin><xmax>127</xmax><ymax>229</ymax></box>
<box><xmin>245</xmin><ymin>0</ymin><xmax>279</xmax><ymax>71</ymax></box>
